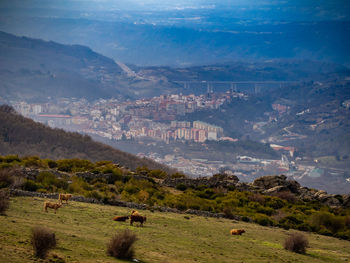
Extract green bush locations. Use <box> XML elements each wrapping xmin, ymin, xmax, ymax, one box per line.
<box><xmin>171</xmin><ymin>172</ymin><xmax>186</xmax><ymax>178</ymax></box>
<box><xmin>23</xmin><ymin>180</ymin><xmax>40</xmax><ymax>191</ymax></box>
<box><xmin>253</xmin><ymin>214</ymin><xmax>274</xmax><ymax>226</ymax></box>
<box><xmin>148</xmin><ymin>169</ymin><xmax>167</xmax><ymax>179</ymax></box>
<box><xmin>3</xmin><ymin>155</ymin><xmax>20</xmax><ymax>163</ymax></box>
<box><xmin>311</xmin><ymin>211</ymin><xmax>345</xmax><ymax>233</ymax></box>
<box><xmin>47</xmin><ymin>160</ymin><xmax>57</xmax><ymax>168</ymax></box>
<box><xmin>241</xmin><ymin>216</ymin><xmax>250</xmax><ymax>222</ymax></box>
<box><xmin>57</xmin><ymin>159</ymin><xmax>94</xmax><ymax>172</ymax></box>
<box><xmin>176</xmin><ymin>184</ymin><xmax>187</xmax><ymax>191</ymax></box>
<box><xmin>23</xmin><ymin>156</ymin><xmax>42</xmax><ymax>168</ymax></box>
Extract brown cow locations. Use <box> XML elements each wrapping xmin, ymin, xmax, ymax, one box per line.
<box><xmin>230</xmin><ymin>229</ymin><xmax>245</xmax><ymax>235</ymax></box>
<box><xmin>130</xmin><ymin>214</ymin><xmax>147</xmax><ymax>227</ymax></box>
<box><xmin>59</xmin><ymin>194</ymin><xmax>72</xmax><ymax>204</ymax></box>
<box><xmin>44</xmin><ymin>201</ymin><xmax>62</xmax><ymax>214</ymax></box>
<box><xmin>131</xmin><ymin>210</ymin><xmax>140</xmax><ymax>216</ymax></box>
<box><xmin>113</xmin><ymin>216</ymin><xmax>129</xmax><ymax>222</ymax></box>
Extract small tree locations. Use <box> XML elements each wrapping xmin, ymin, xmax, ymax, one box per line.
<box><xmin>284</xmin><ymin>233</ymin><xmax>309</xmax><ymax>254</ymax></box>
<box><xmin>107</xmin><ymin>229</ymin><xmax>138</xmax><ymax>259</ymax></box>
<box><xmin>31</xmin><ymin>226</ymin><xmax>57</xmax><ymax>258</ymax></box>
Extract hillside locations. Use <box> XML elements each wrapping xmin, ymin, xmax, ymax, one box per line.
<box><xmin>0</xmin><ymin>105</ymin><xmax>174</xmax><ymax>173</ymax></box>
<box><xmin>0</xmin><ymin>31</ymin><xmax>175</xmax><ymax>101</ymax></box>
<box><xmin>1</xmin><ymin>196</ymin><xmax>349</xmax><ymax>263</ymax></box>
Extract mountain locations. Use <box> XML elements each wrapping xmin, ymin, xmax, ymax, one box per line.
<box><xmin>0</xmin><ymin>31</ymin><xmax>175</xmax><ymax>102</ymax></box>
<box><xmin>0</xmin><ymin>105</ymin><xmax>175</xmax><ymax>173</ymax></box>
<box><xmin>0</xmin><ymin>2</ymin><xmax>349</xmax><ymax>66</ymax></box>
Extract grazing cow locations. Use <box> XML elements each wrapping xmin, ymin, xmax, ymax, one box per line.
<box><xmin>230</xmin><ymin>229</ymin><xmax>245</xmax><ymax>235</ymax></box>
<box><xmin>113</xmin><ymin>216</ymin><xmax>129</xmax><ymax>222</ymax></box>
<box><xmin>44</xmin><ymin>201</ymin><xmax>62</xmax><ymax>214</ymax></box>
<box><xmin>130</xmin><ymin>214</ymin><xmax>147</xmax><ymax>227</ymax></box>
<box><xmin>58</xmin><ymin>194</ymin><xmax>72</xmax><ymax>204</ymax></box>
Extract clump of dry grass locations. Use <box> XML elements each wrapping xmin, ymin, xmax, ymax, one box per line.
<box><xmin>107</xmin><ymin>229</ymin><xmax>138</xmax><ymax>259</ymax></box>
<box><xmin>31</xmin><ymin>226</ymin><xmax>57</xmax><ymax>258</ymax></box>
<box><xmin>0</xmin><ymin>190</ymin><xmax>10</xmax><ymax>215</ymax></box>
<box><xmin>284</xmin><ymin>233</ymin><xmax>309</xmax><ymax>254</ymax></box>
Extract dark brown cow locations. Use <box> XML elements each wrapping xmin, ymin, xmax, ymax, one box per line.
<box><xmin>113</xmin><ymin>216</ymin><xmax>129</xmax><ymax>222</ymax></box>
<box><xmin>230</xmin><ymin>229</ymin><xmax>245</xmax><ymax>235</ymax></box>
<box><xmin>130</xmin><ymin>214</ymin><xmax>147</xmax><ymax>227</ymax></box>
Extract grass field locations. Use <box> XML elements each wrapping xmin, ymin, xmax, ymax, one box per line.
<box><xmin>0</xmin><ymin>197</ymin><xmax>350</xmax><ymax>263</ymax></box>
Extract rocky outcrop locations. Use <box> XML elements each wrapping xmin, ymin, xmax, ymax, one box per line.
<box><xmin>12</xmin><ymin>168</ymin><xmax>350</xmax><ymax>209</ymax></box>
<box><xmin>252</xmin><ymin>175</ymin><xmax>301</xmax><ymax>194</ymax></box>
<box><xmin>251</xmin><ymin>175</ymin><xmax>348</xmax><ymax>207</ymax></box>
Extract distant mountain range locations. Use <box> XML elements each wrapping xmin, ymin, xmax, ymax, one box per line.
<box><xmin>0</xmin><ymin>4</ymin><xmax>349</xmax><ymax>66</ymax></box>
<box><xmin>1</xmin><ymin>30</ymin><xmax>349</xmax><ymax>102</ymax></box>
<box><xmin>0</xmin><ymin>105</ymin><xmax>174</xmax><ymax>173</ymax></box>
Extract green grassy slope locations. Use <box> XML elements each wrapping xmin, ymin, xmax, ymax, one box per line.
<box><xmin>1</xmin><ymin>197</ymin><xmax>349</xmax><ymax>263</ymax></box>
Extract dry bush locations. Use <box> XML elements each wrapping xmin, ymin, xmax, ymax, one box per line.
<box><xmin>107</xmin><ymin>229</ymin><xmax>138</xmax><ymax>259</ymax></box>
<box><xmin>31</xmin><ymin>226</ymin><xmax>57</xmax><ymax>258</ymax></box>
<box><xmin>276</xmin><ymin>191</ymin><xmax>297</xmax><ymax>203</ymax></box>
<box><xmin>284</xmin><ymin>233</ymin><xmax>309</xmax><ymax>254</ymax></box>
<box><xmin>0</xmin><ymin>190</ymin><xmax>10</xmax><ymax>215</ymax></box>
<box><xmin>0</xmin><ymin>168</ymin><xmax>14</xmax><ymax>188</ymax></box>
<box><xmin>223</xmin><ymin>207</ymin><xmax>235</xmax><ymax>219</ymax></box>
<box><xmin>346</xmin><ymin>216</ymin><xmax>350</xmax><ymax>229</ymax></box>
<box><xmin>248</xmin><ymin>193</ymin><xmax>265</xmax><ymax>204</ymax></box>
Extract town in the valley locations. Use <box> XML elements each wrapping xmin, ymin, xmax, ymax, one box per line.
<box><xmin>8</xmin><ymin>89</ymin><xmax>350</xmax><ymax>193</ymax></box>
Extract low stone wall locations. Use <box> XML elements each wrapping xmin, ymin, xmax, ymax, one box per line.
<box><xmin>9</xmin><ymin>189</ymin><xmax>102</xmax><ymax>204</ymax></box>
<box><xmin>162</xmin><ymin>174</ymin><xmax>239</xmax><ymax>189</ymax></box>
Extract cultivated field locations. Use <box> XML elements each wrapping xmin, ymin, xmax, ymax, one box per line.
<box><xmin>0</xmin><ymin>197</ymin><xmax>350</xmax><ymax>263</ymax></box>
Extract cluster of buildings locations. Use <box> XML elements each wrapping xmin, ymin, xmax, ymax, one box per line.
<box><xmin>10</xmin><ymin>91</ymin><xmax>240</xmax><ymax>143</ymax></box>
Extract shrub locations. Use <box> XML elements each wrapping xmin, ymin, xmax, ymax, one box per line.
<box><xmin>254</xmin><ymin>214</ymin><xmax>274</xmax><ymax>226</ymax></box>
<box><xmin>223</xmin><ymin>207</ymin><xmax>235</xmax><ymax>219</ymax></box>
<box><xmin>23</xmin><ymin>156</ymin><xmax>41</xmax><ymax>168</ymax></box>
<box><xmin>241</xmin><ymin>216</ymin><xmax>250</xmax><ymax>222</ymax></box>
<box><xmin>23</xmin><ymin>180</ymin><xmax>40</xmax><ymax>192</ymax></box>
<box><xmin>0</xmin><ymin>190</ymin><xmax>10</xmax><ymax>215</ymax></box>
<box><xmin>311</xmin><ymin>211</ymin><xmax>345</xmax><ymax>233</ymax></box>
<box><xmin>284</xmin><ymin>233</ymin><xmax>308</xmax><ymax>254</ymax></box>
<box><xmin>0</xmin><ymin>168</ymin><xmax>14</xmax><ymax>188</ymax></box>
<box><xmin>345</xmin><ymin>216</ymin><xmax>350</xmax><ymax>229</ymax></box>
<box><xmin>107</xmin><ymin>230</ymin><xmax>138</xmax><ymax>259</ymax></box>
<box><xmin>248</xmin><ymin>193</ymin><xmax>265</xmax><ymax>204</ymax></box>
<box><xmin>176</xmin><ymin>184</ymin><xmax>187</xmax><ymax>191</ymax></box>
<box><xmin>3</xmin><ymin>155</ymin><xmax>20</xmax><ymax>163</ymax></box>
<box><xmin>275</xmin><ymin>191</ymin><xmax>297</xmax><ymax>203</ymax></box>
<box><xmin>47</xmin><ymin>160</ymin><xmax>58</xmax><ymax>168</ymax></box>
<box><xmin>148</xmin><ymin>169</ymin><xmax>167</xmax><ymax>179</ymax></box>
<box><xmin>31</xmin><ymin>226</ymin><xmax>57</xmax><ymax>258</ymax></box>
<box><xmin>171</xmin><ymin>172</ymin><xmax>186</xmax><ymax>178</ymax></box>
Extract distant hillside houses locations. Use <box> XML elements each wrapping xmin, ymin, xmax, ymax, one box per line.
<box><xmin>144</xmin><ymin>120</ymin><xmax>224</xmax><ymax>143</ymax></box>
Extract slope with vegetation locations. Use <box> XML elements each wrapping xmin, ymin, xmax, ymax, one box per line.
<box><xmin>1</xmin><ymin>155</ymin><xmax>350</xmax><ymax>241</ymax></box>
<box><xmin>0</xmin><ymin>196</ymin><xmax>350</xmax><ymax>262</ymax></box>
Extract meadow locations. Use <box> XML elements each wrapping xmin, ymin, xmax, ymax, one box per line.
<box><xmin>0</xmin><ymin>196</ymin><xmax>350</xmax><ymax>263</ymax></box>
